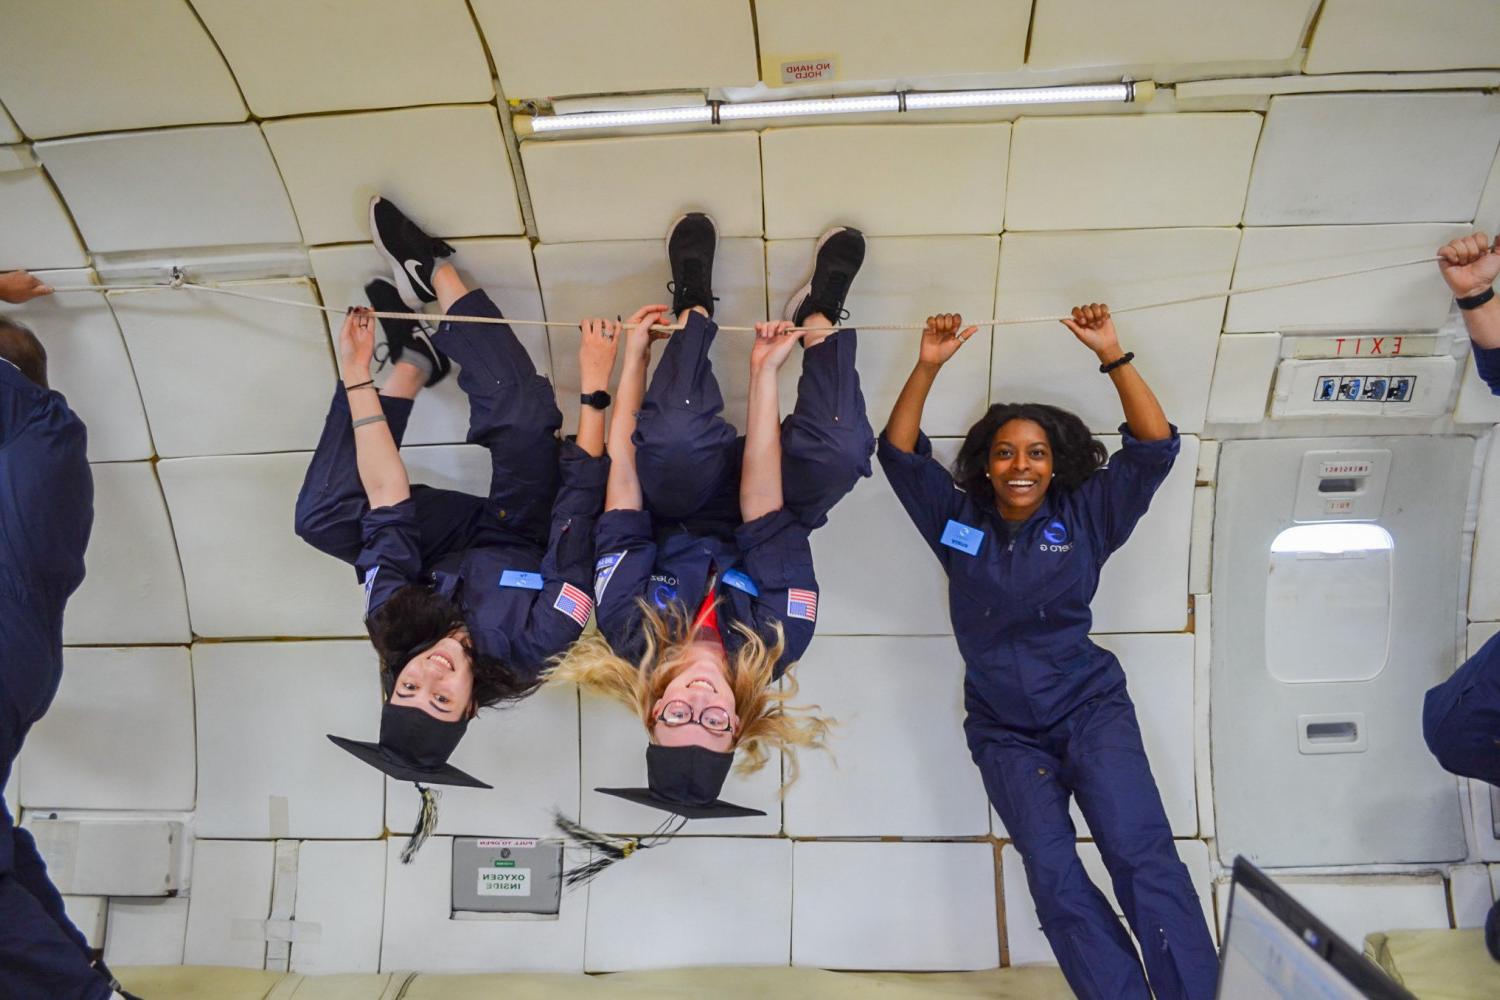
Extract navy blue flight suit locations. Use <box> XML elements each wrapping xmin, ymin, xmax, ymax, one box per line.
<box><xmin>1474</xmin><ymin>342</ymin><xmax>1500</xmax><ymax>396</ymax></box>
<box><xmin>295</xmin><ymin>289</ymin><xmax>607</xmax><ymax>679</ymax></box>
<box><xmin>0</xmin><ymin>361</ymin><xmax>111</xmax><ymax>999</ymax></box>
<box><xmin>879</xmin><ymin>426</ymin><xmax>1218</xmax><ymax>1000</ymax></box>
<box><xmin>1424</xmin><ymin>628</ymin><xmax>1500</xmax><ymax>787</ymax></box>
<box><xmin>593</xmin><ymin>311</ymin><xmax>873</xmax><ymax>671</ymax></box>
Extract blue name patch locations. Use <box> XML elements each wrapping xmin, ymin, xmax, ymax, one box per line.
<box><xmin>940</xmin><ymin>519</ymin><xmax>984</xmax><ymax>556</ymax></box>
<box><xmin>499</xmin><ymin>570</ymin><xmax>544</xmax><ymax>590</ymax></box>
<box><xmin>720</xmin><ymin>568</ymin><xmax>760</xmax><ymax>596</ymax></box>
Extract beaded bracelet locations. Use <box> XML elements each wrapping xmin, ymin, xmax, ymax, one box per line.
<box><xmin>1099</xmin><ymin>351</ymin><xmax>1135</xmax><ymax>374</ymax></box>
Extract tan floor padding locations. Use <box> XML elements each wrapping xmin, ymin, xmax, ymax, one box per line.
<box><xmin>1364</xmin><ymin>930</ymin><xmax>1500</xmax><ymax>1000</ymax></box>
<box><xmin>118</xmin><ymin>965</ymin><xmax>1074</xmax><ymax>999</ymax></box>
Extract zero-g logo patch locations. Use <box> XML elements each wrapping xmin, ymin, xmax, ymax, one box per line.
<box><xmin>1040</xmin><ymin>519</ymin><xmax>1073</xmax><ymax>553</ymax></box>
<box><xmin>649</xmin><ymin>573</ymin><xmax>679</xmax><ymax>609</ymax></box>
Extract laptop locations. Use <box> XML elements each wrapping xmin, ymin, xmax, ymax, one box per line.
<box><xmin>1217</xmin><ymin>856</ymin><xmax>1417</xmax><ymax>999</ymax></box>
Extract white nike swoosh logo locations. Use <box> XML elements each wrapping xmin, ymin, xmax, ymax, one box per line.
<box><xmin>403</xmin><ymin>259</ymin><xmax>432</xmax><ymax>295</ymax></box>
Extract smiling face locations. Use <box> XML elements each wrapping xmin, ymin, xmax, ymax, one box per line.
<box><xmin>388</xmin><ymin>631</ymin><xmax>476</xmax><ymax>721</ymax></box>
<box><xmin>650</xmin><ymin>640</ymin><xmax>740</xmax><ymax>753</ymax></box>
<box><xmin>988</xmin><ymin>418</ymin><xmax>1055</xmax><ymax>522</ymax></box>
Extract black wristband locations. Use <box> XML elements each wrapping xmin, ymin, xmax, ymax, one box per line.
<box><xmin>1099</xmin><ymin>351</ymin><xmax>1135</xmax><ymax>374</ymax></box>
<box><xmin>343</xmin><ymin>378</ymin><xmax>375</xmax><ymax>392</ymax></box>
<box><xmin>1458</xmin><ymin>287</ymin><xmax>1495</xmax><ymax>310</ymax></box>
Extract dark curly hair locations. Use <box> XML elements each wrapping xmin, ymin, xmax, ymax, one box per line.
<box><xmin>366</xmin><ymin>584</ymin><xmax>542</xmax><ymax>710</ymax></box>
<box><xmin>952</xmin><ymin>402</ymin><xmax>1108</xmax><ymax>500</ymax></box>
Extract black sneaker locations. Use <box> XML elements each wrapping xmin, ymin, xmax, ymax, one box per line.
<box><xmin>1487</xmin><ymin>897</ymin><xmax>1500</xmax><ymax>961</ymax></box>
<box><xmin>784</xmin><ymin>226</ymin><xmax>865</xmax><ymax>327</ymax></box>
<box><xmin>369</xmin><ymin>195</ymin><xmax>455</xmax><ymax>310</ymax></box>
<box><xmin>665</xmin><ymin>212</ymin><xmax>718</xmax><ymax>317</ymax></box>
<box><xmin>365</xmin><ymin>278</ymin><xmax>451</xmax><ymax>387</ymax></box>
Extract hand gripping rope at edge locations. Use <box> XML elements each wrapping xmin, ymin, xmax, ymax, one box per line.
<box><xmin>39</xmin><ymin>254</ymin><xmax>1450</xmax><ymax>334</ymax></box>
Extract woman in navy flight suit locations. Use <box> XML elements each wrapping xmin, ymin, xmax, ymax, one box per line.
<box><xmin>880</xmin><ymin>305</ymin><xmax>1218</xmax><ymax>999</ymax></box>
<box><xmin>550</xmin><ymin>214</ymin><xmax>874</xmax><ymax>807</ymax></box>
<box><xmin>294</xmin><ymin>199</ymin><xmax>614</xmax><ymax>823</ymax></box>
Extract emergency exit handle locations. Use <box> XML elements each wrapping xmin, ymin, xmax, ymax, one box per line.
<box><xmin>1297</xmin><ymin>713</ymin><xmax>1367</xmax><ymax>755</ymax></box>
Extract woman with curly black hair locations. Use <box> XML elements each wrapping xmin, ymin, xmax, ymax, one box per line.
<box><xmin>879</xmin><ymin>305</ymin><xmax>1217</xmax><ymax>1000</ymax></box>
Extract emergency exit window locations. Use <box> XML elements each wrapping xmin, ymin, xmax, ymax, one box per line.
<box><xmin>1265</xmin><ymin>523</ymin><xmax>1393</xmax><ymax>684</ymax></box>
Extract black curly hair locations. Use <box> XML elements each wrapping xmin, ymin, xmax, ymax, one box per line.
<box><xmin>366</xmin><ymin>584</ymin><xmax>542</xmax><ymax>710</ymax></box>
<box><xmin>952</xmin><ymin>402</ymin><xmax>1108</xmax><ymax>501</ymax></box>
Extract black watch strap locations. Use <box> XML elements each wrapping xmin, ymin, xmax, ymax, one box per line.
<box><xmin>1458</xmin><ymin>287</ymin><xmax>1495</xmax><ymax>310</ymax></box>
<box><xmin>580</xmin><ymin>390</ymin><xmax>612</xmax><ymax>409</ymax></box>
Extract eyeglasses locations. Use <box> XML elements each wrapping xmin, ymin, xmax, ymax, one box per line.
<box><xmin>655</xmin><ymin>700</ymin><xmax>734</xmax><ymax>735</ymax></box>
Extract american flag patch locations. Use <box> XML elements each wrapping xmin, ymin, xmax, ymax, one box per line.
<box><xmin>786</xmin><ymin>588</ymin><xmax>818</xmax><ymax>622</ymax></box>
<box><xmin>553</xmin><ymin>582</ymin><xmax>594</xmax><ymax>627</ymax></box>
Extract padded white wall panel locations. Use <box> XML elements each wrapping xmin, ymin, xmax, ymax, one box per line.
<box><xmin>21</xmin><ymin>647</ymin><xmax>194</xmax><ymax>811</ymax></box>
<box><xmin>767</xmin><ymin>235</ymin><xmax>999</xmax><ymax>438</ymax></box>
<box><xmin>1244</xmin><ymin>94</ymin><xmax>1500</xmax><ymax>225</ymax></box>
<box><xmin>264</xmin><ymin>107</ymin><xmax>523</xmax><ymax>246</ymax></box>
<box><xmin>1226</xmin><ymin>225</ymin><xmax>1468</xmax><ymax>333</ymax></box>
<box><xmin>586</xmin><ymin>838</ymin><xmax>791</xmax><ymax>971</ymax></box>
<box><xmin>105</xmin><ymin>897</ymin><xmax>190</xmax><ymax>967</ymax></box>
<box><xmin>1212</xmin><ymin>875</ymin><xmax>1450</xmax><ymax>951</ymax></box>
<box><xmin>579</xmin><ymin>692</ymin><xmax>782</xmax><ymax>836</ymax></box>
<box><xmin>1469</xmin><ymin>440</ymin><xmax>1500</xmax><ymax>621</ymax></box>
<box><xmin>761</xmin><ymin>124</ymin><xmax>1009</xmax><ymax>238</ymax></box>
<box><xmin>1206</xmin><ymin>334</ymin><xmax>1280</xmax><ymax>424</ymax></box>
<box><xmin>387</xmin><ymin>683</ymin><xmax>579</xmax><ymax>837</ymax></box>
<box><xmin>0</xmin><ymin>271</ymin><xmax>153</xmax><ymax>461</ymax></box>
<box><xmin>0</xmin><ymin>168</ymin><xmax>87</xmax><ymax>269</ymax></box>
<box><xmin>193</xmin><ymin>641</ymin><xmax>384</xmax><ymax>839</ymax></box>
<box><xmin>1450</xmin><ymin>864</ymin><xmax>1495</xmax><ymax>929</ymax></box>
<box><xmin>0</xmin><ymin>0</ymin><xmax>245</xmax><ymax>139</ymax></box>
<box><xmin>38</xmin><ymin>126</ymin><xmax>302</xmax><ymax>252</ymax></box>
<box><xmin>110</xmin><ymin>280</ymin><xmax>334</xmax><ymax>457</ymax></box>
<box><xmin>1006</xmin><ymin>115</ymin><xmax>1262</xmax><ymax>231</ymax></box>
<box><xmin>1455</xmin><ymin>347</ymin><xmax>1500</xmax><ymax>425</ymax></box>
<box><xmin>475</xmin><ymin>0</ymin><xmax>757</xmax><ymax>99</ymax></box>
<box><xmin>1305</xmin><ymin>1</ymin><xmax>1500</xmax><ymax>75</ymax></box>
<box><xmin>62</xmin><ymin>895</ymin><xmax>106</xmax><ymax>949</ymax></box>
<box><xmin>1004</xmin><ymin>840</ymin><xmax>1214</xmax><ymax>966</ymax></box>
<box><xmin>184</xmin><ymin>840</ymin><xmax>275</xmax><ymax>969</ymax></box>
<box><xmin>291</xmin><ymin>841</ymin><xmax>386</xmax><ymax>975</ymax></box>
<box><xmin>309</xmin><ymin>238</ymin><xmax>550</xmax><ymax>447</ymax></box>
<box><xmin>522</xmin><ymin>133</ymin><xmax>763</xmax><ymax>243</ymax></box>
<box><xmin>64</xmin><ymin>463</ymin><xmax>190</xmax><ymax>645</ymax></box>
<box><xmin>1476</xmin><ymin>149</ymin><xmax>1500</xmax><ymax>234</ymax></box>
<box><xmin>380</xmin><ymin>838</ymin><xmax>588</xmax><ymax>972</ymax></box>
<box><xmin>157</xmin><ymin>453</ymin><xmax>366</xmax><ymax>638</ymax></box>
<box><xmin>993</xmin><ymin>229</ymin><xmax>1239</xmax><ymax>435</ymax></box>
<box><xmin>784</xmin><ymin>636</ymin><xmax>988</xmax><ymax>837</ymax></box>
<box><xmin>535</xmin><ymin>238</ymin><xmax>766</xmax><ymax>436</ymax></box>
<box><xmin>810</xmin><ymin>439</ymin><xmax>957</xmax><ymax>636</ymax></box>
<box><xmin>193</xmin><ymin>0</ymin><xmax>493</xmax><ymax>118</ymax></box>
<box><xmin>1028</xmin><ymin>0</ymin><xmax>1316</xmax><ymax>68</ymax></box>
<box><xmin>755</xmin><ymin>0</ymin><xmax>1029</xmax><ymax>83</ymax></box>
<box><xmin>0</xmin><ymin>101</ymin><xmax>22</xmax><ymax>144</ymax></box>
<box><xmin>792</xmin><ymin>842</ymin><xmax>998</xmax><ymax>970</ymax></box>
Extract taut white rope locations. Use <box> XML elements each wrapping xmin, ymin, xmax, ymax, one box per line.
<box><xmin>43</xmin><ymin>254</ymin><xmax>1443</xmax><ymax>334</ymax></box>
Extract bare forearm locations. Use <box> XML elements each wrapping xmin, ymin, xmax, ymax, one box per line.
<box><xmin>604</xmin><ymin>354</ymin><xmax>648</xmax><ymax>510</ymax></box>
<box><xmin>740</xmin><ymin>367</ymin><xmax>783</xmax><ymax>521</ymax></box>
<box><xmin>1097</xmin><ymin>348</ymin><xmax>1170</xmax><ymax>441</ymax></box>
<box><xmin>576</xmin><ymin>357</ymin><xmax>610</xmax><ymax>459</ymax></box>
<box><xmin>345</xmin><ymin>386</ymin><xmax>411</xmax><ymax>506</ymax></box>
<box><xmin>884</xmin><ymin>363</ymin><xmax>940</xmax><ymax>452</ymax></box>
<box><xmin>1463</xmin><ymin>297</ymin><xmax>1500</xmax><ymax>350</ymax></box>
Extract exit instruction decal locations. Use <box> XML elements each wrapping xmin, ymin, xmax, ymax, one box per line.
<box><xmin>1312</xmin><ymin>375</ymin><xmax>1415</xmax><ymax>403</ymax></box>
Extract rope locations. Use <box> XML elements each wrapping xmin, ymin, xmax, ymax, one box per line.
<box><xmin>42</xmin><ymin>254</ymin><xmax>1444</xmax><ymax>334</ymax></box>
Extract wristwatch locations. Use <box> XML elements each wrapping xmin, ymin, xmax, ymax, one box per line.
<box><xmin>580</xmin><ymin>390</ymin><xmax>612</xmax><ymax>410</ymax></box>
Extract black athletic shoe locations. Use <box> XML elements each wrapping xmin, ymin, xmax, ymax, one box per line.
<box><xmin>364</xmin><ymin>278</ymin><xmax>451</xmax><ymax>387</ymax></box>
<box><xmin>1486</xmin><ymin>897</ymin><xmax>1500</xmax><ymax>961</ymax></box>
<box><xmin>369</xmin><ymin>195</ymin><xmax>455</xmax><ymax>310</ymax></box>
<box><xmin>784</xmin><ymin>226</ymin><xmax>865</xmax><ymax>327</ymax></box>
<box><xmin>666</xmin><ymin>212</ymin><xmax>718</xmax><ymax>317</ymax></box>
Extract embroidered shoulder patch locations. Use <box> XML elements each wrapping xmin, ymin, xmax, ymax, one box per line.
<box><xmin>593</xmin><ymin>551</ymin><xmax>624</xmax><ymax>603</ymax></box>
<box><xmin>553</xmin><ymin>582</ymin><xmax>594</xmax><ymax>627</ymax></box>
<box><xmin>786</xmin><ymin>588</ymin><xmax>818</xmax><ymax>622</ymax></box>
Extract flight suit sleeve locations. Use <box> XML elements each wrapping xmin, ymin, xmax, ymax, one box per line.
<box><xmin>876</xmin><ymin>430</ymin><xmax>965</xmax><ymax>562</ymax></box>
<box><xmin>1077</xmin><ymin>424</ymin><xmax>1180</xmax><ymax>556</ymax></box>
<box><xmin>592</xmin><ymin>507</ymin><xmax>658</xmax><ymax>657</ymax></box>
<box><xmin>355</xmin><ymin>499</ymin><xmax>424</xmax><ymax>621</ymax></box>
<box><xmin>1473</xmin><ymin>343</ymin><xmax>1500</xmax><ymax>396</ymax></box>
<box><xmin>736</xmin><ymin>508</ymin><xmax>819</xmax><ymax>678</ymax></box>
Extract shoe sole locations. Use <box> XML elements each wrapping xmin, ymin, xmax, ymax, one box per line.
<box><xmin>783</xmin><ymin>226</ymin><xmax>850</xmax><ymax>323</ymax></box>
<box><xmin>665</xmin><ymin>212</ymin><xmax>719</xmax><ymax>316</ymax></box>
<box><xmin>368</xmin><ymin>195</ymin><xmax>430</xmax><ymax>312</ymax></box>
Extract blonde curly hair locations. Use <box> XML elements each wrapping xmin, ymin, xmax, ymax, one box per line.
<box><xmin>546</xmin><ymin>599</ymin><xmax>832</xmax><ymax>783</ymax></box>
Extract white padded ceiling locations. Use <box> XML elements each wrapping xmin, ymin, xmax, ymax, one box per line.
<box><xmin>1207</xmin><ymin>334</ymin><xmax>1282</xmax><ymax>424</ymax></box>
<box><xmin>1028</xmin><ymin>0</ymin><xmax>1317</xmax><ymax>69</ymax></box>
<box><xmin>766</xmin><ymin>235</ymin><xmax>1000</xmax><ymax>438</ymax></box>
<box><xmin>1305</xmin><ymin>0</ymin><xmax>1500</xmax><ymax>75</ymax></box>
<box><xmin>183</xmin><ymin>840</ymin><xmax>274</xmax><ymax>969</ymax></box>
<box><xmin>104</xmin><ymin>898</ymin><xmax>189</xmax><ymax>968</ymax></box>
<box><xmin>522</xmin><ymin>132</ymin><xmax>763</xmax><ymax>242</ymax></box>
<box><xmin>1476</xmin><ymin>149</ymin><xmax>1500</xmax><ymax>234</ymax></box>
<box><xmin>263</xmin><ymin>106</ymin><xmax>523</xmax><ymax>246</ymax></box>
<box><xmin>761</xmin><ymin>124</ymin><xmax>1010</xmax><ymax>239</ymax></box>
<box><xmin>0</xmin><ymin>167</ymin><xmax>87</xmax><ymax>270</ymax></box>
<box><xmin>1006</xmin><ymin>114</ymin><xmax>1262</xmax><ymax>231</ymax></box>
<box><xmin>109</xmin><ymin>280</ymin><xmax>335</xmax><ymax>458</ymax></box>
<box><xmin>0</xmin><ymin>101</ymin><xmax>22</xmax><ymax>144</ymax></box>
<box><xmin>290</xmin><ymin>841</ymin><xmax>385</xmax><ymax>975</ymax></box>
<box><xmin>191</xmin><ymin>0</ymin><xmax>494</xmax><ymax>118</ymax></box>
<box><xmin>37</xmin><ymin>125</ymin><xmax>302</xmax><ymax>252</ymax></box>
<box><xmin>0</xmin><ymin>0</ymin><xmax>245</xmax><ymax>140</ymax></box>
<box><xmin>1468</xmin><ymin>439</ymin><xmax>1500</xmax><ymax>622</ymax></box>
<box><xmin>63</xmin><ymin>462</ymin><xmax>190</xmax><ymax>645</ymax></box>
<box><xmin>753</xmin><ymin>0</ymin><xmax>1030</xmax><ymax>84</ymax></box>
<box><xmin>1243</xmin><ymin>93</ymin><xmax>1500</xmax><ymax>225</ymax></box>
<box><xmin>474</xmin><ymin>0</ymin><xmax>758</xmax><ymax>100</ymax></box>
<box><xmin>992</xmin><ymin>229</ymin><xmax>1240</xmax><ymax>434</ymax></box>
<box><xmin>1226</xmin><ymin>224</ymin><xmax>1470</xmax><ymax>333</ymax></box>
